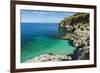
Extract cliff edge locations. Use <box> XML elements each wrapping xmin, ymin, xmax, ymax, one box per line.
<box><xmin>59</xmin><ymin>13</ymin><xmax>90</xmax><ymax>60</ymax></box>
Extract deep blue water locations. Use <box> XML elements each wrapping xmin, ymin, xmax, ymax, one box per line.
<box><xmin>21</xmin><ymin>23</ymin><xmax>64</xmax><ymax>47</ymax></box>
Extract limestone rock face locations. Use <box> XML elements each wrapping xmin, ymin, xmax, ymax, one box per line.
<box><xmin>59</xmin><ymin>13</ymin><xmax>90</xmax><ymax>60</ymax></box>
<box><xmin>25</xmin><ymin>53</ymin><xmax>72</xmax><ymax>63</ymax></box>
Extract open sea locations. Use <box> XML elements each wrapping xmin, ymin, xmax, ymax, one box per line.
<box><xmin>21</xmin><ymin>23</ymin><xmax>76</xmax><ymax>62</ymax></box>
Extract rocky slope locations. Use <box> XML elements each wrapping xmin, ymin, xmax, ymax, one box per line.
<box><xmin>59</xmin><ymin>13</ymin><xmax>90</xmax><ymax>60</ymax></box>
<box><xmin>25</xmin><ymin>53</ymin><xmax>72</xmax><ymax>63</ymax></box>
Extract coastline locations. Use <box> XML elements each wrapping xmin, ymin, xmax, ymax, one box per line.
<box><xmin>23</xmin><ymin>13</ymin><xmax>90</xmax><ymax>63</ymax></box>
<box><xmin>59</xmin><ymin>13</ymin><xmax>90</xmax><ymax>60</ymax></box>
<box><xmin>25</xmin><ymin>53</ymin><xmax>72</xmax><ymax>63</ymax></box>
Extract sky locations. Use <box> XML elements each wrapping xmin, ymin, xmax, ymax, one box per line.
<box><xmin>21</xmin><ymin>10</ymin><xmax>75</xmax><ymax>23</ymax></box>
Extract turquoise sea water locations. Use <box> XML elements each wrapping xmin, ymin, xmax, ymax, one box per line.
<box><xmin>21</xmin><ymin>23</ymin><xmax>76</xmax><ymax>62</ymax></box>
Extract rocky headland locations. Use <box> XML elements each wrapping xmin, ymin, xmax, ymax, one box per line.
<box><xmin>59</xmin><ymin>13</ymin><xmax>90</xmax><ymax>60</ymax></box>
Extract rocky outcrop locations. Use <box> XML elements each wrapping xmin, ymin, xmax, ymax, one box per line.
<box><xmin>59</xmin><ymin>13</ymin><xmax>90</xmax><ymax>60</ymax></box>
<box><xmin>25</xmin><ymin>53</ymin><xmax>72</xmax><ymax>63</ymax></box>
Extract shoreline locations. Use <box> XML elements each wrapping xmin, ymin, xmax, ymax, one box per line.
<box><xmin>23</xmin><ymin>13</ymin><xmax>90</xmax><ymax>63</ymax></box>
<box><xmin>25</xmin><ymin>53</ymin><xmax>72</xmax><ymax>63</ymax></box>
<box><xmin>59</xmin><ymin>13</ymin><xmax>90</xmax><ymax>60</ymax></box>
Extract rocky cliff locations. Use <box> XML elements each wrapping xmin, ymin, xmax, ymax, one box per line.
<box><xmin>59</xmin><ymin>13</ymin><xmax>90</xmax><ymax>60</ymax></box>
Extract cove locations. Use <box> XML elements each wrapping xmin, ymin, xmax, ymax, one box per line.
<box><xmin>21</xmin><ymin>23</ymin><xmax>76</xmax><ymax>62</ymax></box>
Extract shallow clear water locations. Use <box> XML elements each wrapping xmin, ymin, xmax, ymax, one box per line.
<box><xmin>21</xmin><ymin>23</ymin><xmax>76</xmax><ymax>62</ymax></box>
